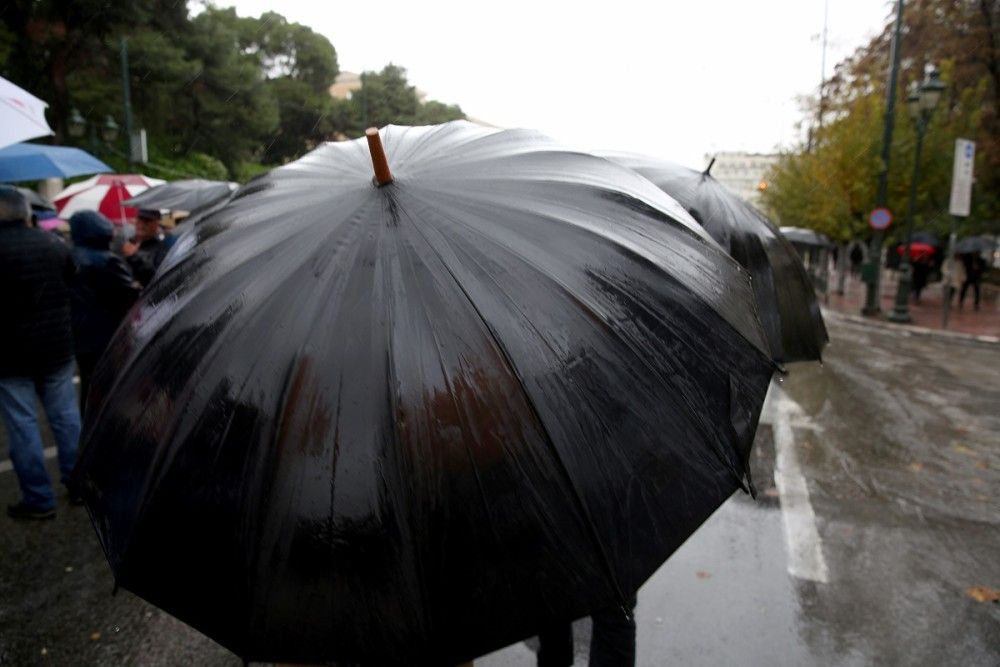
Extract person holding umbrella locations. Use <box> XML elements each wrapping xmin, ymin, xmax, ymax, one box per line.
<box><xmin>0</xmin><ymin>186</ymin><xmax>81</xmax><ymax>519</ymax></box>
<box><xmin>537</xmin><ymin>595</ymin><xmax>638</xmax><ymax>666</ymax></box>
<box><xmin>68</xmin><ymin>210</ymin><xmax>141</xmax><ymax>412</ymax></box>
<box><xmin>73</xmin><ymin>123</ymin><xmax>776</xmax><ymax>666</ymax></box>
<box><xmin>959</xmin><ymin>252</ymin><xmax>986</xmax><ymax>310</ymax></box>
<box><xmin>122</xmin><ymin>208</ymin><xmax>170</xmax><ymax>287</ymax></box>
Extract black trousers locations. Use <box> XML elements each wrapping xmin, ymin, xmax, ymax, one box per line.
<box><xmin>537</xmin><ymin>595</ymin><xmax>637</xmax><ymax>667</ymax></box>
<box><xmin>959</xmin><ymin>279</ymin><xmax>981</xmax><ymax>308</ymax></box>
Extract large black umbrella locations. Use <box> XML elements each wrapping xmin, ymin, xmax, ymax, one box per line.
<box><xmin>75</xmin><ymin>122</ymin><xmax>775</xmax><ymax>665</ymax></box>
<box><xmin>122</xmin><ymin>178</ymin><xmax>237</xmax><ymax>212</ymax></box>
<box><xmin>599</xmin><ymin>152</ymin><xmax>827</xmax><ymax>364</ymax></box>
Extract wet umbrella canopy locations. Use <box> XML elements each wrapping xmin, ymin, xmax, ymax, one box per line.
<box><xmin>907</xmin><ymin>231</ymin><xmax>940</xmax><ymax>247</ymax></box>
<box><xmin>779</xmin><ymin>226</ymin><xmax>830</xmax><ymax>247</ymax></box>
<box><xmin>954</xmin><ymin>235</ymin><xmax>994</xmax><ymax>255</ymax></box>
<box><xmin>895</xmin><ymin>242</ymin><xmax>937</xmax><ymax>262</ymax></box>
<box><xmin>599</xmin><ymin>152</ymin><xmax>827</xmax><ymax>364</ymax></box>
<box><xmin>75</xmin><ymin>122</ymin><xmax>775</xmax><ymax>665</ymax></box>
<box><xmin>122</xmin><ymin>178</ymin><xmax>237</xmax><ymax>213</ymax></box>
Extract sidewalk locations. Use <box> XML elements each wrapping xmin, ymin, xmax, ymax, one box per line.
<box><xmin>821</xmin><ymin>270</ymin><xmax>1000</xmax><ymax>340</ymax></box>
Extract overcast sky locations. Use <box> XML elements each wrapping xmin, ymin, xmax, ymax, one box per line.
<box><xmin>224</xmin><ymin>0</ymin><xmax>894</xmax><ymax>169</ymax></box>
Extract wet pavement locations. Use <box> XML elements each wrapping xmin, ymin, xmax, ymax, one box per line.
<box><xmin>1</xmin><ymin>315</ymin><xmax>998</xmax><ymax>666</ymax></box>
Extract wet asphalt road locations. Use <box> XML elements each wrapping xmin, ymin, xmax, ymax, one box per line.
<box><xmin>1</xmin><ymin>312</ymin><xmax>998</xmax><ymax>666</ymax></box>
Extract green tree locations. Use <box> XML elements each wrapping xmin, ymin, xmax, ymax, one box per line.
<box><xmin>173</xmin><ymin>8</ymin><xmax>280</xmax><ymax>173</ymax></box>
<box><xmin>231</xmin><ymin>11</ymin><xmax>340</xmax><ymax>164</ymax></box>
<box><xmin>1</xmin><ymin>2</ymin><xmax>464</xmax><ymax>179</ymax></box>
<box><xmin>414</xmin><ymin>100</ymin><xmax>466</xmax><ymax>125</ymax></box>
<box><xmin>763</xmin><ymin>0</ymin><xmax>999</xmax><ymax>239</ymax></box>
<box><xmin>0</xmin><ymin>0</ymin><xmax>146</xmax><ymax>139</ymax></box>
<box><xmin>335</xmin><ymin>64</ymin><xmax>466</xmax><ymax>138</ymax></box>
<box><xmin>355</xmin><ymin>64</ymin><xmax>420</xmax><ymax>128</ymax></box>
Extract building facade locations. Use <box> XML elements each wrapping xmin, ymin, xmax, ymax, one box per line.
<box><xmin>706</xmin><ymin>152</ymin><xmax>780</xmax><ymax>206</ymax></box>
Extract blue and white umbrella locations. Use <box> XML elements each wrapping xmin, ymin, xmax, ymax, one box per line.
<box><xmin>0</xmin><ymin>142</ymin><xmax>112</xmax><ymax>183</ymax></box>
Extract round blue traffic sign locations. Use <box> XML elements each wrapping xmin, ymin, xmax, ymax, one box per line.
<box><xmin>869</xmin><ymin>207</ymin><xmax>892</xmax><ymax>230</ymax></box>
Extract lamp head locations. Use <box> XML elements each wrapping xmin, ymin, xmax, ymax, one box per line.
<box><xmin>67</xmin><ymin>108</ymin><xmax>86</xmax><ymax>138</ymax></box>
<box><xmin>100</xmin><ymin>115</ymin><xmax>120</xmax><ymax>143</ymax></box>
<box><xmin>919</xmin><ymin>67</ymin><xmax>945</xmax><ymax>112</ymax></box>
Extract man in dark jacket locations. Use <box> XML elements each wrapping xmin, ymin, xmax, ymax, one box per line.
<box><xmin>69</xmin><ymin>210</ymin><xmax>141</xmax><ymax>411</ymax></box>
<box><xmin>122</xmin><ymin>208</ymin><xmax>170</xmax><ymax>287</ymax></box>
<box><xmin>0</xmin><ymin>186</ymin><xmax>81</xmax><ymax>519</ymax></box>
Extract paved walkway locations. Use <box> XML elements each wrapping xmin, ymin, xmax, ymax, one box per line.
<box><xmin>822</xmin><ymin>270</ymin><xmax>1000</xmax><ymax>340</ymax></box>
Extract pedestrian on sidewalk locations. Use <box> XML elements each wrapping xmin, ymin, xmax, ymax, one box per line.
<box><xmin>0</xmin><ymin>186</ymin><xmax>82</xmax><ymax>520</ymax></box>
<box><xmin>959</xmin><ymin>253</ymin><xmax>986</xmax><ymax>311</ymax></box>
<box><xmin>69</xmin><ymin>210</ymin><xmax>141</xmax><ymax>413</ymax></box>
<box><xmin>911</xmin><ymin>256</ymin><xmax>932</xmax><ymax>303</ymax></box>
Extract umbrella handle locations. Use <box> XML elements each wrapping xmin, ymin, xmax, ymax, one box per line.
<box><xmin>366</xmin><ymin>128</ymin><xmax>394</xmax><ymax>186</ymax></box>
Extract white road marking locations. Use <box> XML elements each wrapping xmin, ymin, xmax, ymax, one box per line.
<box><xmin>763</xmin><ymin>383</ymin><xmax>830</xmax><ymax>584</ymax></box>
<box><xmin>0</xmin><ymin>446</ymin><xmax>58</xmax><ymax>475</ymax></box>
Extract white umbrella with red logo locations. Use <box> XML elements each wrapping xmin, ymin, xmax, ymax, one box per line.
<box><xmin>0</xmin><ymin>76</ymin><xmax>54</xmax><ymax>149</ymax></box>
<box><xmin>53</xmin><ymin>174</ymin><xmax>166</xmax><ymax>225</ymax></box>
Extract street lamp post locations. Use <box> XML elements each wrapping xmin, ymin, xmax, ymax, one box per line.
<box><xmin>888</xmin><ymin>68</ymin><xmax>945</xmax><ymax>323</ymax></box>
<box><xmin>862</xmin><ymin>0</ymin><xmax>905</xmax><ymax>316</ymax></box>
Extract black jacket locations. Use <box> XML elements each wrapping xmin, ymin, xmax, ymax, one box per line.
<box><xmin>0</xmin><ymin>220</ymin><xmax>77</xmax><ymax>377</ymax></box>
<box><xmin>126</xmin><ymin>235</ymin><xmax>170</xmax><ymax>287</ymax></box>
<box><xmin>70</xmin><ymin>212</ymin><xmax>141</xmax><ymax>358</ymax></box>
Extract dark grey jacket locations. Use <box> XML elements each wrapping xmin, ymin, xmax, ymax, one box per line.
<box><xmin>0</xmin><ymin>220</ymin><xmax>76</xmax><ymax>377</ymax></box>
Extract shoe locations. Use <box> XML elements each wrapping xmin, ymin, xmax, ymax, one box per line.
<box><xmin>7</xmin><ymin>502</ymin><xmax>56</xmax><ymax>520</ymax></box>
<box><xmin>63</xmin><ymin>483</ymin><xmax>85</xmax><ymax>506</ymax></box>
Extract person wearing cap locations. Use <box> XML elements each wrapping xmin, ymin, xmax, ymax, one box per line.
<box><xmin>68</xmin><ymin>210</ymin><xmax>141</xmax><ymax>412</ymax></box>
<box><xmin>122</xmin><ymin>208</ymin><xmax>170</xmax><ymax>287</ymax></box>
<box><xmin>0</xmin><ymin>186</ymin><xmax>81</xmax><ymax>520</ymax></box>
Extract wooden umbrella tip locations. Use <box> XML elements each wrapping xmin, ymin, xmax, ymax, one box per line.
<box><xmin>365</xmin><ymin>127</ymin><xmax>393</xmax><ymax>186</ymax></box>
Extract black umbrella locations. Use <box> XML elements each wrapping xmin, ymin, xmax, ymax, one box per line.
<box><xmin>75</xmin><ymin>122</ymin><xmax>775</xmax><ymax>665</ymax></box>
<box><xmin>598</xmin><ymin>153</ymin><xmax>827</xmax><ymax>364</ymax></box>
<box><xmin>779</xmin><ymin>226</ymin><xmax>830</xmax><ymax>247</ymax></box>
<box><xmin>122</xmin><ymin>178</ymin><xmax>237</xmax><ymax>212</ymax></box>
<box><xmin>954</xmin><ymin>235</ymin><xmax>994</xmax><ymax>255</ymax></box>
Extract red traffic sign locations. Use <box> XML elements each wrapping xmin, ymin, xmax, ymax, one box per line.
<box><xmin>869</xmin><ymin>207</ymin><xmax>893</xmax><ymax>230</ymax></box>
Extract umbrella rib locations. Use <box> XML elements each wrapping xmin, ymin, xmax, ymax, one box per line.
<box><xmin>396</xmin><ymin>202</ymin><xmax>613</xmax><ymax>597</ymax></box>
<box><xmin>399</xmin><ymin>209</ymin><xmax>632</xmax><ymax>615</ymax></box>
<box><xmin>404</xmin><ymin>188</ymin><xmax>760</xmax><ymax>484</ymax></box>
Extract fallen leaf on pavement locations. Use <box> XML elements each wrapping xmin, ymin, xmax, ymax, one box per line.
<box><xmin>909</xmin><ymin>462</ymin><xmax>924</xmax><ymax>472</ymax></box>
<box><xmin>966</xmin><ymin>586</ymin><xmax>1000</xmax><ymax>603</ymax></box>
<box><xmin>90</xmin><ymin>632</ymin><xmax>101</xmax><ymax>641</ymax></box>
<box><xmin>953</xmin><ymin>444</ymin><xmax>978</xmax><ymax>457</ymax></box>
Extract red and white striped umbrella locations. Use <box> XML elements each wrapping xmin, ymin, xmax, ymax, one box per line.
<box><xmin>54</xmin><ymin>174</ymin><xmax>166</xmax><ymax>225</ymax></box>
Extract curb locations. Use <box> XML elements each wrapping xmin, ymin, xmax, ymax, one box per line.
<box><xmin>821</xmin><ymin>307</ymin><xmax>1000</xmax><ymax>347</ymax></box>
